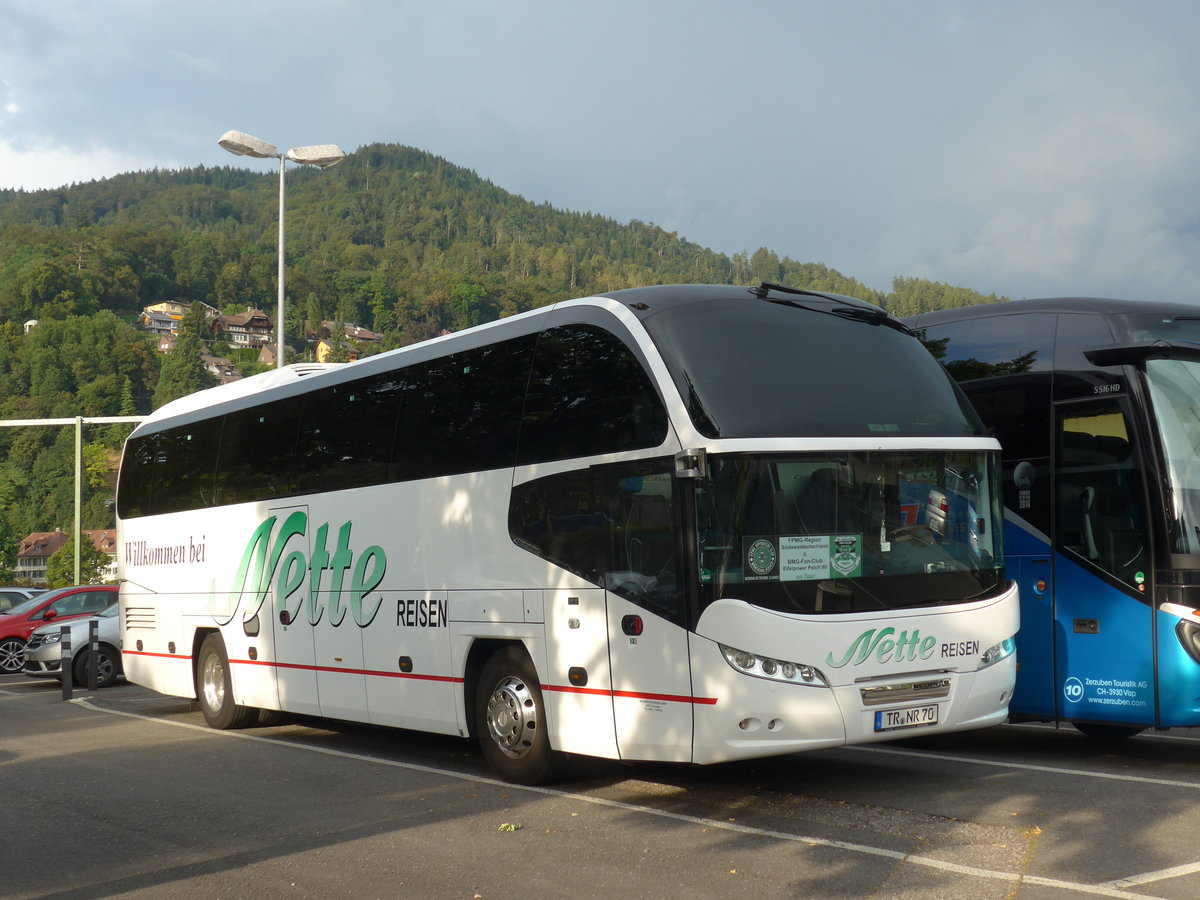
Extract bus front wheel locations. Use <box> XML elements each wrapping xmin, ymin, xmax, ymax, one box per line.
<box><xmin>197</xmin><ymin>634</ymin><xmax>255</xmax><ymax>729</ymax></box>
<box><xmin>476</xmin><ymin>646</ymin><xmax>555</xmax><ymax>785</ymax></box>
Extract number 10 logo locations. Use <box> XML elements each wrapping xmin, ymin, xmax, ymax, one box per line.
<box><xmin>1063</xmin><ymin>677</ymin><xmax>1085</xmax><ymax>703</ymax></box>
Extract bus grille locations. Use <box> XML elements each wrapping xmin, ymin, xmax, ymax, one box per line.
<box><xmin>123</xmin><ymin>606</ymin><xmax>157</xmax><ymax>630</ymax></box>
<box><xmin>859</xmin><ymin>678</ymin><xmax>951</xmax><ymax>706</ymax></box>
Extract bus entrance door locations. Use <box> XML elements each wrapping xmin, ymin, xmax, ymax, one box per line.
<box><xmin>606</xmin><ymin>593</ymin><xmax>694</xmax><ymax>763</ymax></box>
<box><xmin>1052</xmin><ymin>401</ymin><xmax>1156</xmax><ymax>727</ymax></box>
<box><xmin>1008</xmin><ymin>555</ymin><xmax>1055</xmax><ymax>717</ymax></box>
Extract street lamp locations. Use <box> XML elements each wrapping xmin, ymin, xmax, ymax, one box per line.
<box><xmin>218</xmin><ymin>130</ymin><xmax>346</xmax><ymax>368</ymax></box>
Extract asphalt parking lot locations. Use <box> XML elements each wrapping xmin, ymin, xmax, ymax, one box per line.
<box><xmin>4</xmin><ymin>671</ymin><xmax>1200</xmax><ymax>899</ymax></box>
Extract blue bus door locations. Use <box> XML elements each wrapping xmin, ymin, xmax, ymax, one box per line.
<box><xmin>1050</xmin><ymin>399</ymin><xmax>1156</xmax><ymax>726</ymax></box>
<box><xmin>1008</xmin><ymin>553</ymin><xmax>1055</xmax><ymax>715</ymax></box>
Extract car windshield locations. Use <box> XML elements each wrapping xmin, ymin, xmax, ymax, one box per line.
<box><xmin>696</xmin><ymin>450</ymin><xmax>1006</xmax><ymax>614</ymax></box>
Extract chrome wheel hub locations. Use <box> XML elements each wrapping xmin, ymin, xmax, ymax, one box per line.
<box><xmin>485</xmin><ymin>675</ymin><xmax>538</xmax><ymax>758</ymax></box>
<box><xmin>201</xmin><ymin>652</ymin><xmax>226</xmax><ymax>711</ymax></box>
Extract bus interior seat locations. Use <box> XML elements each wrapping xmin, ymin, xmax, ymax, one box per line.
<box><xmin>797</xmin><ymin>468</ymin><xmax>853</xmax><ymax>535</ymax></box>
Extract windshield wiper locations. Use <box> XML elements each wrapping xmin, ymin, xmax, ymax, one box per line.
<box><xmin>750</xmin><ymin>282</ymin><xmax>914</xmax><ymax>335</ymax></box>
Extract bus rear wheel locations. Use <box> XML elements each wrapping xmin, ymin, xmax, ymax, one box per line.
<box><xmin>1072</xmin><ymin>722</ymin><xmax>1145</xmax><ymax>740</ymax></box>
<box><xmin>476</xmin><ymin>646</ymin><xmax>555</xmax><ymax>785</ymax></box>
<box><xmin>197</xmin><ymin>634</ymin><xmax>255</xmax><ymax>729</ymax></box>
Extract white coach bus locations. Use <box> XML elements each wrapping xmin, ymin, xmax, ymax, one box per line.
<box><xmin>116</xmin><ymin>283</ymin><xmax>1018</xmax><ymax>783</ymax></box>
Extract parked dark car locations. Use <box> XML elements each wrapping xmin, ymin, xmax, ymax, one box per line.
<box><xmin>0</xmin><ymin>585</ymin><xmax>117</xmax><ymax>674</ymax></box>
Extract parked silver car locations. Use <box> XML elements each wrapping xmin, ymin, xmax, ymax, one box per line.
<box><xmin>23</xmin><ymin>601</ymin><xmax>123</xmax><ymax>688</ymax></box>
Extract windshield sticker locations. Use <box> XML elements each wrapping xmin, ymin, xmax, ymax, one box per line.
<box><xmin>743</xmin><ymin>534</ymin><xmax>863</xmax><ymax>581</ymax></box>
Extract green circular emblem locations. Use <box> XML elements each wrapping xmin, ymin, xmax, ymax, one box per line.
<box><xmin>747</xmin><ymin>539</ymin><xmax>777</xmax><ymax>576</ymax></box>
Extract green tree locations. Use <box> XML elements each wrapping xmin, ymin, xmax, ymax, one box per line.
<box><xmin>153</xmin><ymin>302</ymin><xmax>216</xmax><ymax>408</ymax></box>
<box><xmin>46</xmin><ymin>534</ymin><xmax>112</xmax><ymax>587</ymax></box>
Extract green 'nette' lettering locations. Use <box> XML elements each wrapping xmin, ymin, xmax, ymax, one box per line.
<box><xmin>826</xmin><ymin>626</ymin><xmax>938</xmax><ymax>668</ymax></box>
<box><xmin>216</xmin><ymin>512</ymin><xmax>388</xmax><ymax>630</ymax></box>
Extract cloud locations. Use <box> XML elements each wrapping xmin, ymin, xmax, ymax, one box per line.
<box><xmin>0</xmin><ymin>138</ymin><xmax>170</xmax><ymax>191</ymax></box>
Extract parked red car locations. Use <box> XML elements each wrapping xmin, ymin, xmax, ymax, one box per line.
<box><xmin>0</xmin><ymin>585</ymin><xmax>117</xmax><ymax>674</ymax></box>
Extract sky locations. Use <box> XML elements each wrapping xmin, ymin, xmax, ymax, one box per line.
<box><xmin>3</xmin><ymin>0</ymin><xmax>1200</xmax><ymax>304</ymax></box>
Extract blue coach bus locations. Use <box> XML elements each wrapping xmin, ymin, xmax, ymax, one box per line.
<box><xmin>907</xmin><ymin>298</ymin><xmax>1200</xmax><ymax>738</ymax></box>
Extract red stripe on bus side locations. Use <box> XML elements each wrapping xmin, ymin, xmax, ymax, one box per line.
<box><xmin>231</xmin><ymin>658</ymin><xmax>464</xmax><ymax>684</ymax></box>
<box><xmin>543</xmin><ymin>683</ymin><xmax>718</xmax><ymax>706</ymax></box>
<box><xmin>122</xmin><ymin>651</ymin><xmax>712</xmax><ymax>702</ymax></box>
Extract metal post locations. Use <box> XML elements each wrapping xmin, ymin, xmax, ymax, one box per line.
<box><xmin>74</xmin><ymin>416</ymin><xmax>82</xmax><ymax>583</ymax></box>
<box><xmin>277</xmin><ymin>154</ymin><xmax>287</xmax><ymax>369</ymax></box>
<box><xmin>87</xmin><ymin>618</ymin><xmax>98</xmax><ymax>691</ymax></box>
<box><xmin>60</xmin><ymin>625</ymin><xmax>72</xmax><ymax>701</ymax></box>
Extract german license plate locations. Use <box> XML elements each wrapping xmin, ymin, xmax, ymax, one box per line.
<box><xmin>875</xmin><ymin>704</ymin><xmax>938</xmax><ymax>731</ymax></box>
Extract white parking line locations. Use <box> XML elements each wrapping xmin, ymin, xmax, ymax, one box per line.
<box><xmin>848</xmin><ymin>743</ymin><xmax>1200</xmax><ymax>790</ymax></box>
<box><xmin>1101</xmin><ymin>860</ymin><xmax>1200</xmax><ymax>889</ymax></box>
<box><xmin>75</xmin><ymin>699</ymin><xmax>1167</xmax><ymax>900</ymax></box>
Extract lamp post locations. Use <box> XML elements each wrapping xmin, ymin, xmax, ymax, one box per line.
<box><xmin>218</xmin><ymin>131</ymin><xmax>346</xmax><ymax>368</ymax></box>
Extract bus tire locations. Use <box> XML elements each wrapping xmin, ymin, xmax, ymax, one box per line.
<box><xmin>1072</xmin><ymin>722</ymin><xmax>1145</xmax><ymax>740</ymax></box>
<box><xmin>476</xmin><ymin>645</ymin><xmax>555</xmax><ymax>785</ymax></box>
<box><xmin>197</xmin><ymin>634</ymin><xmax>255</xmax><ymax>729</ymax></box>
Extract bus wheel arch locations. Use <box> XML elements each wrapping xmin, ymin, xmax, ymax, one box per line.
<box><xmin>473</xmin><ymin>642</ymin><xmax>556</xmax><ymax>784</ymax></box>
<box><xmin>196</xmin><ymin>632</ymin><xmax>256</xmax><ymax>729</ymax></box>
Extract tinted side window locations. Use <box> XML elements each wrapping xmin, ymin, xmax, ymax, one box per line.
<box><xmin>924</xmin><ymin>314</ymin><xmax>1056</xmax><ymax>379</ymax></box>
<box><xmin>117</xmin><ymin>433</ymin><xmax>158</xmax><ymax>518</ymax></box>
<box><xmin>295</xmin><ymin>371</ymin><xmax>403</xmax><ymax>493</ymax></box>
<box><xmin>393</xmin><ymin>335</ymin><xmax>536</xmax><ymax>481</ymax></box>
<box><xmin>517</xmin><ymin>324</ymin><xmax>667</xmax><ymax>465</ymax></box>
<box><xmin>1053</xmin><ymin>313</ymin><xmax>1119</xmax><ymax>401</ymax></box>
<box><xmin>1055</xmin><ymin>399</ymin><xmax>1148</xmax><ymax>589</ymax></box>
<box><xmin>119</xmin><ymin>420</ymin><xmax>224</xmax><ymax>517</ymax></box>
<box><xmin>216</xmin><ymin>396</ymin><xmax>305</xmax><ymax>505</ymax></box>
<box><xmin>923</xmin><ymin>318</ymin><xmax>1054</xmax><ymax>462</ymax></box>
<box><xmin>510</xmin><ymin>458</ymin><xmax>685</xmax><ymax>624</ymax></box>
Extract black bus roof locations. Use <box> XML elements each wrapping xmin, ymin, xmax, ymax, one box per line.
<box><xmin>908</xmin><ymin>296</ymin><xmax>1200</xmax><ymax>327</ymax></box>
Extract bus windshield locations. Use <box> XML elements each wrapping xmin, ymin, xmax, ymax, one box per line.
<box><xmin>696</xmin><ymin>450</ymin><xmax>1005</xmax><ymax>614</ymax></box>
<box><xmin>641</xmin><ymin>298</ymin><xmax>985</xmax><ymax>439</ymax></box>
<box><xmin>1144</xmin><ymin>358</ymin><xmax>1200</xmax><ymax>557</ymax></box>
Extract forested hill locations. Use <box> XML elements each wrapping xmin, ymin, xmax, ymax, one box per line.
<box><xmin>0</xmin><ymin>142</ymin><xmax>1008</xmax><ymax>336</ymax></box>
<box><xmin>0</xmin><ymin>142</ymin><xmax>1008</xmax><ymax>567</ymax></box>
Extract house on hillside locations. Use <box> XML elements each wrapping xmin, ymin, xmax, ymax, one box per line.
<box><xmin>312</xmin><ymin>321</ymin><xmax>383</xmax><ymax>362</ymax></box>
<box><xmin>138</xmin><ymin>301</ymin><xmax>219</xmax><ymax>336</ymax></box>
<box><xmin>213</xmin><ymin>309</ymin><xmax>273</xmax><ymax>348</ymax></box>
<box><xmin>202</xmin><ymin>353</ymin><xmax>242</xmax><ymax>384</ymax></box>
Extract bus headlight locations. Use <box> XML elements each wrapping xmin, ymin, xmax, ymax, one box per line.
<box><xmin>719</xmin><ymin>644</ymin><xmax>828</xmax><ymax>686</ymax></box>
<box><xmin>976</xmin><ymin>637</ymin><xmax>1016</xmax><ymax>670</ymax></box>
